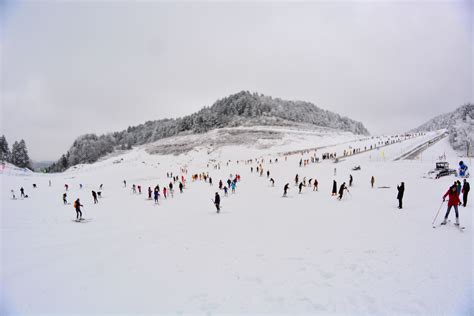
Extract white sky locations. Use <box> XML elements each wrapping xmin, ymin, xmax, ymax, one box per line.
<box><xmin>1</xmin><ymin>0</ymin><xmax>472</xmax><ymax>161</ymax></box>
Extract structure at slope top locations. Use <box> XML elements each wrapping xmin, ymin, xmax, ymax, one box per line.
<box><xmin>47</xmin><ymin>91</ymin><xmax>369</xmax><ymax>172</ymax></box>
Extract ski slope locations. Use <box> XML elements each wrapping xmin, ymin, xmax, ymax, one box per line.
<box><xmin>1</xmin><ymin>130</ymin><xmax>472</xmax><ymax>315</ymax></box>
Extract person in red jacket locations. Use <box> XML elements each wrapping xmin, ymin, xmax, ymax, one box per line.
<box><xmin>441</xmin><ymin>184</ymin><xmax>461</xmax><ymax>226</ymax></box>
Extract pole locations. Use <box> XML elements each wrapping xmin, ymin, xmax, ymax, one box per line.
<box><xmin>432</xmin><ymin>201</ymin><xmax>445</xmax><ymax>228</ymax></box>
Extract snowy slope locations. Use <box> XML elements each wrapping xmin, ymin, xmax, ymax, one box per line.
<box><xmin>1</xmin><ymin>131</ymin><xmax>472</xmax><ymax>315</ymax></box>
<box><xmin>411</xmin><ymin>104</ymin><xmax>474</xmax><ymax>153</ymax></box>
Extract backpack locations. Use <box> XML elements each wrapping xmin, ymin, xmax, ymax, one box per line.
<box><xmin>73</xmin><ymin>201</ymin><xmax>77</xmax><ymax>208</ymax></box>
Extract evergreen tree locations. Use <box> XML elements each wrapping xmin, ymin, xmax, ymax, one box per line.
<box><xmin>0</xmin><ymin>135</ymin><xmax>11</xmax><ymax>162</ymax></box>
<box><xmin>11</xmin><ymin>139</ymin><xmax>31</xmax><ymax>169</ymax></box>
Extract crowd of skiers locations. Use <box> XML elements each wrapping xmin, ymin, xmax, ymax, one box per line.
<box><xmin>9</xmin><ymin>152</ymin><xmax>471</xmax><ymax>227</ymax></box>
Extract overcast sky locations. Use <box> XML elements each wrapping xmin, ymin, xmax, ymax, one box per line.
<box><xmin>1</xmin><ymin>1</ymin><xmax>472</xmax><ymax>161</ymax></box>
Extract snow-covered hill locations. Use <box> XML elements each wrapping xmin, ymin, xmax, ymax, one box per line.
<box><xmin>411</xmin><ymin>104</ymin><xmax>473</xmax><ymax>153</ymax></box>
<box><xmin>47</xmin><ymin>91</ymin><xmax>369</xmax><ymax>172</ymax></box>
<box><xmin>2</xmin><ymin>130</ymin><xmax>472</xmax><ymax>315</ymax></box>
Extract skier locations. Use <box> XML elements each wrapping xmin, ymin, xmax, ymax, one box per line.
<box><xmin>33</xmin><ymin>184</ymin><xmax>37</xmax><ymax>188</ymax></box>
<box><xmin>458</xmin><ymin>161</ymin><xmax>468</xmax><ymax>177</ymax></box>
<box><xmin>132</xmin><ymin>184</ymin><xmax>136</xmax><ymax>194</ymax></box>
<box><xmin>313</xmin><ymin>179</ymin><xmax>318</xmax><ymax>191</ymax></box>
<box><xmin>20</xmin><ymin>187</ymin><xmax>25</xmax><ymax>198</ymax></box>
<box><xmin>371</xmin><ymin>176</ymin><xmax>375</xmax><ymax>188</ymax></box>
<box><xmin>92</xmin><ymin>191</ymin><xmax>98</xmax><ymax>204</ymax></box>
<box><xmin>298</xmin><ymin>182</ymin><xmax>304</xmax><ymax>194</ymax></box>
<box><xmin>283</xmin><ymin>183</ymin><xmax>289</xmax><ymax>197</ymax></box>
<box><xmin>441</xmin><ymin>184</ymin><xmax>461</xmax><ymax>226</ymax></box>
<box><xmin>65</xmin><ymin>184</ymin><xmax>69</xmax><ymax>191</ymax></box>
<box><xmin>338</xmin><ymin>182</ymin><xmax>348</xmax><ymax>200</ymax></box>
<box><xmin>214</xmin><ymin>192</ymin><xmax>221</xmax><ymax>213</ymax></box>
<box><xmin>169</xmin><ymin>182</ymin><xmax>174</xmax><ymax>197</ymax></box>
<box><xmin>295</xmin><ymin>174</ymin><xmax>299</xmax><ymax>186</ymax></box>
<box><xmin>49</xmin><ymin>180</ymin><xmax>51</xmax><ymax>187</ymax></box>
<box><xmin>231</xmin><ymin>181</ymin><xmax>236</xmax><ymax>193</ymax></box>
<box><xmin>154</xmin><ymin>189</ymin><xmax>159</xmax><ymax>204</ymax></box>
<box><xmin>80</xmin><ymin>184</ymin><xmax>83</xmax><ymax>189</ymax></box>
<box><xmin>219</xmin><ymin>180</ymin><xmax>223</xmax><ymax>190</ymax></box>
<box><xmin>224</xmin><ymin>186</ymin><xmax>228</xmax><ymax>196</ymax></box>
<box><xmin>267</xmin><ymin>170</ymin><xmax>270</xmax><ymax>178</ymax></box>
<box><xmin>100</xmin><ymin>184</ymin><xmax>103</xmax><ymax>190</ymax></box>
<box><xmin>209</xmin><ymin>177</ymin><xmax>213</xmax><ymax>186</ymax></box>
<box><xmin>349</xmin><ymin>175</ymin><xmax>353</xmax><ymax>187</ymax></box>
<box><xmin>462</xmin><ymin>179</ymin><xmax>470</xmax><ymax>207</ymax></box>
<box><xmin>137</xmin><ymin>185</ymin><xmax>142</xmax><ymax>194</ymax></box>
<box><xmin>63</xmin><ymin>193</ymin><xmax>67</xmax><ymax>205</ymax></box>
<box><xmin>270</xmin><ymin>178</ymin><xmax>275</xmax><ymax>187</ymax></box>
<box><xmin>163</xmin><ymin>187</ymin><xmax>167</xmax><ymax>199</ymax></box>
<box><xmin>397</xmin><ymin>182</ymin><xmax>405</xmax><ymax>209</ymax></box>
<box><xmin>332</xmin><ymin>180</ymin><xmax>337</xmax><ymax>196</ymax></box>
<box><xmin>179</xmin><ymin>182</ymin><xmax>184</xmax><ymax>193</ymax></box>
<box><xmin>74</xmin><ymin>198</ymin><xmax>83</xmax><ymax>220</ymax></box>
<box><xmin>123</xmin><ymin>180</ymin><xmax>127</xmax><ymax>187</ymax></box>
<box><xmin>148</xmin><ymin>187</ymin><xmax>152</xmax><ymax>199</ymax></box>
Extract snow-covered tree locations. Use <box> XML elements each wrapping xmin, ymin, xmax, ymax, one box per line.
<box><xmin>10</xmin><ymin>139</ymin><xmax>31</xmax><ymax>169</ymax></box>
<box><xmin>0</xmin><ymin>135</ymin><xmax>11</xmax><ymax>162</ymax></box>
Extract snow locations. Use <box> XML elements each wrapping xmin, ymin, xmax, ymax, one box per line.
<box><xmin>1</xmin><ymin>129</ymin><xmax>472</xmax><ymax>315</ymax></box>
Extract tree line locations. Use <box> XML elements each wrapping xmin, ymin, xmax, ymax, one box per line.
<box><xmin>0</xmin><ymin>135</ymin><xmax>31</xmax><ymax>169</ymax></box>
<box><xmin>46</xmin><ymin>91</ymin><xmax>370</xmax><ymax>173</ymax></box>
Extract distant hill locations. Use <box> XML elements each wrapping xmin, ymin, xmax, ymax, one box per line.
<box><xmin>47</xmin><ymin>91</ymin><xmax>369</xmax><ymax>172</ymax></box>
<box><xmin>410</xmin><ymin>104</ymin><xmax>473</xmax><ymax>153</ymax></box>
<box><xmin>31</xmin><ymin>160</ymin><xmax>55</xmax><ymax>171</ymax></box>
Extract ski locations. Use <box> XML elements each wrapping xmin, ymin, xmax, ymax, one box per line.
<box><xmin>72</xmin><ymin>218</ymin><xmax>92</xmax><ymax>223</ymax></box>
<box><xmin>433</xmin><ymin>220</ymin><xmax>450</xmax><ymax>229</ymax></box>
<box><xmin>450</xmin><ymin>222</ymin><xmax>466</xmax><ymax>231</ymax></box>
<box><xmin>433</xmin><ymin>220</ymin><xmax>465</xmax><ymax>231</ymax></box>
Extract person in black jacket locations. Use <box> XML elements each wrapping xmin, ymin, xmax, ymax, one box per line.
<box><xmin>214</xmin><ymin>192</ymin><xmax>221</xmax><ymax>213</ymax></box>
<box><xmin>397</xmin><ymin>182</ymin><xmax>405</xmax><ymax>209</ymax></box>
<box><xmin>283</xmin><ymin>183</ymin><xmax>289</xmax><ymax>197</ymax></box>
<box><xmin>332</xmin><ymin>180</ymin><xmax>337</xmax><ymax>196</ymax></box>
<box><xmin>92</xmin><ymin>191</ymin><xmax>98</xmax><ymax>204</ymax></box>
<box><xmin>338</xmin><ymin>182</ymin><xmax>347</xmax><ymax>200</ymax></box>
<box><xmin>74</xmin><ymin>198</ymin><xmax>83</xmax><ymax>220</ymax></box>
<box><xmin>462</xmin><ymin>179</ymin><xmax>470</xmax><ymax>207</ymax></box>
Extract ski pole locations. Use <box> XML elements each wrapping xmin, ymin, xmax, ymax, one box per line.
<box><xmin>432</xmin><ymin>201</ymin><xmax>445</xmax><ymax>228</ymax></box>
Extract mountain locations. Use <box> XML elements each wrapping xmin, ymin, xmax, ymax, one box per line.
<box><xmin>46</xmin><ymin>91</ymin><xmax>369</xmax><ymax>172</ymax></box>
<box><xmin>410</xmin><ymin>104</ymin><xmax>473</xmax><ymax>153</ymax></box>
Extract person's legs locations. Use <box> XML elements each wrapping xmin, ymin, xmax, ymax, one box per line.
<box><xmin>442</xmin><ymin>205</ymin><xmax>453</xmax><ymax>224</ymax></box>
<box><xmin>454</xmin><ymin>205</ymin><xmax>459</xmax><ymax>224</ymax></box>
